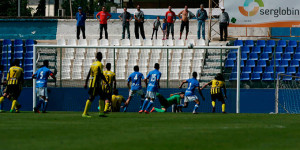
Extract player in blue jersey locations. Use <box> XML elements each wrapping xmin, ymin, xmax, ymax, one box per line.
<box><xmin>123</xmin><ymin>65</ymin><xmax>147</xmax><ymax>112</ymax></box>
<box><xmin>179</xmin><ymin>72</ymin><xmax>205</xmax><ymax>114</ymax></box>
<box><xmin>32</xmin><ymin>60</ymin><xmax>56</xmax><ymax>113</ymax></box>
<box><xmin>140</xmin><ymin>63</ymin><xmax>161</xmax><ymax>114</ymax></box>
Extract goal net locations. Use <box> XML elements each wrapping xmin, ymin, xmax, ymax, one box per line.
<box><xmin>275</xmin><ymin>74</ymin><xmax>300</xmax><ymax>114</ymax></box>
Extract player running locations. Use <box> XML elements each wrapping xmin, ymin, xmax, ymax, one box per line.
<box><xmin>102</xmin><ymin>63</ymin><xmax>116</xmax><ymax>113</ymax></box>
<box><xmin>140</xmin><ymin>63</ymin><xmax>161</xmax><ymax>114</ymax></box>
<box><xmin>111</xmin><ymin>89</ymin><xmax>125</xmax><ymax>112</ymax></box>
<box><xmin>32</xmin><ymin>60</ymin><xmax>56</xmax><ymax>113</ymax></box>
<box><xmin>123</xmin><ymin>65</ymin><xmax>147</xmax><ymax>112</ymax></box>
<box><xmin>179</xmin><ymin>72</ymin><xmax>205</xmax><ymax>114</ymax></box>
<box><xmin>0</xmin><ymin>60</ymin><xmax>23</xmax><ymax>113</ymax></box>
<box><xmin>82</xmin><ymin>52</ymin><xmax>109</xmax><ymax>118</ymax></box>
<box><xmin>150</xmin><ymin>92</ymin><xmax>185</xmax><ymax>113</ymax></box>
<box><xmin>201</xmin><ymin>73</ymin><xmax>227</xmax><ymax>113</ymax></box>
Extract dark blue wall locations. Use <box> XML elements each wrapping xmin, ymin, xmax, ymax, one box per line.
<box><xmin>271</xmin><ymin>27</ymin><xmax>300</xmax><ymax>40</ymax></box>
<box><xmin>0</xmin><ymin>88</ymin><xmax>277</xmax><ymax>113</ymax></box>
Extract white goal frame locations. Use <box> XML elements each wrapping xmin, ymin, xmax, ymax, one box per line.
<box><xmin>33</xmin><ymin>45</ymin><xmax>242</xmax><ymax>113</ymax></box>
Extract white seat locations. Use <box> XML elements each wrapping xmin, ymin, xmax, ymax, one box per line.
<box><xmin>64</xmin><ymin>52</ymin><xmax>74</xmax><ymax>59</ymax></box>
<box><xmin>62</xmin><ymin>59</ymin><xmax>71</xmax><ymax>65</ymax></box>
<box><xmin>89</xmin><ymin>39</ymin><xmax>98</xmax><ymax>46</ymax></box>
<box><xmin>111</xmin><ymin>39</ymin><xmax>120</xmax><ymax>46</ymax></box>
<box><xmin>175</xmin><ymin>40</ymin><xmax>184</xmax><ymax>46</ymax></box>
<box><xmin>73</xmin><ymin>60</ymin><xmax>83</xmax><ymax>66</ymax></box>
<box><xmin>116</xmin><ymin>72</ymin><xmax>125</xmax><ymax>80</ymax></box>
<box><xmin>57</xmin><ymin>39</ymin><xmax>66</xmax><ymax>45</ymax></box>
<box><xmin>194</xmin><ymin>53</ymin><xmax>204</xmax><ymax>59</ymax></box>
<box><xmin>164</xmin><ymin>39</ymin><xmax>174</xmax><ymax>46</ymax></box>
<box><xmin>130</xmin><ymin>49</ymin><xmax>140</xmax><ymax>54</ymax></box>
<box><xmin>196</xmin><ymin>39</ymin><xmax>205</xmax><ymax>46</ymax></box>
<box><xmin>184</xmin><ymin>49</ymin><xmax>194</xmax><ymax>53</ymax></box>
<box><xmin>170</xmin><ymin>66</ymin><xmax>180</xmax><ymax>73</ymax></box>
<box><xmin>132</xmin><ymin>39</ymin><xmax>141</xmax><ymax>46</ymax></box>
<box><xmin>143</xmin><ymin>39</ymin><xmax>153</xmax><ymax>46</ymax></box>
<box><xmin>180</xmin><ymin>73</ymin><xmax>190</xmax><ymax>80</ymax></box>
<box><xmin>67</xmin><ymin>39</ymin><xmax>76</xmax><ymax>46</ymax></box>
<box><xmin>195</xmin><ymin>49</ymin><xmax>205</xmax><ymax>53</ymax></box>
<box><xmin>170</xmin><ymin>73</ymin><xmax>179</xmax><ymax>80</ymax></box>
<box><xmin>152</xmin><ymin>49</ymin><xmax>162</xmax><ymax>54</ymax></box>
<box><xmin>173</xmin><ymin>49</ymin><xmax>182</xmax><ymax>53</ymax></box>
<box><xmin>160</xmin><ymin>73</ymin><xmax>167</xmax><ymax>80</ymax></box>
<box><xmin>121</xmin><ymin>39</ymin><xmax>131</xmax><ymax>46</ymax></box>
<box><xmin>78</xmin><ymin>39</ymin><xmax>87</xmax><ymax>46</ymax></box>
<box><xmin>172</xmin><ymin>53</ymin><xmax>182</xmax><ymax>59</ymax></box>
<box><xmin>75</xmin><ymin>53</ymin><xmax>85</xmax><ymax>59</ymax></box>
<box><xmin>154</xmin><ymin>39</ymin><xmax>163</xmax><ymax>46</ymax></box>
<box><xmin>62</xmin><ymin>65</ymin><xmax>71</xmax><ymax>71</ymax></box>
<box><xmin>100</xmin><ymin>39</ymin><xmax>109</xmax><ymax>46</ymax></box>
<box><xmin>161</xmin><ymin>52</ymin><xmax>171</xmax><ymax>59</ymax></box>
<box><xmin>73</xmin><ymin>65</ymin><xmax>82</xmax><ymax>72</ymax></box>
<box><xmin>181</xmin><ymin>66</ymin><xmax>190</xmax><ymax>72</ymax></box>
<box><xmin>118</xmin><ymin>53</ymin><xmax>128</xmax><ymax>60</ymax></box>
<box><xmin>182</xmin><ymin>60</ymin><xmax>191</xmax><ymax>66</ymax></box>
<box><xmin>186</xmin><ymin>39</ymin><xmax>195</xmax><ymax>46</ymax></box>
<box><xmin>61</xmin><ymin>71</ymin><xmax>71</xmax><ymax>80</ymax></box>
<box><xmin>72</xmin><ymin>71</ymin><xmax>82</xmax><ymax>80</ymax></box>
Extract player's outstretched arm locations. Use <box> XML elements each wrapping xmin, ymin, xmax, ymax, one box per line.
<box><xmin>144</xmin><ymin>79</ymin><xmax>148</xmax><ymax>88</ymax></box>
<box><xmin>198</xmin><ymin>87</ymin><xmax>205</xmax><ymax>101</ymax></box>
<box><xmin>179</xmin><ymin>80</ymin><xmax>187</xmax><ymax>89</ymax></box>
<box><xmin>223</xmin><ymin>85</ymin><xmax>227</xmax><ymax>99</ymax></box>
<box><xmin>127</xmin><ymin>81</ymin><xmax>130</xmax><ymax>89</ymax></box>
<box><xmin>201</xmin><ymin>82</ymin><xmax>210</xmax><ymax>90</ymax></box>
<box><xmin>84</xmin><ymin>69</ymin><xmax>91</xmax><ymax>88</ymax></box>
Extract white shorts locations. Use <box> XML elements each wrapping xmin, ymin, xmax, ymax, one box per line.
<box><xmin>36</xmin><ymin>87</ymin><xmax>48</xmax><ymax>99</ymax></box>
<box><xmin>145</xmin><ymin>91</ymin><xmax>156</xmax><ymax>99</ymax></box>
<box><xmin>184</xmin><ymin>95</ymin><xmax>198</xmax><ymax>102</ymax></box>
<box><xmin>129</xmin><ymin>89</ymin><xmax>145</xmax><ymax>97</ymax></box>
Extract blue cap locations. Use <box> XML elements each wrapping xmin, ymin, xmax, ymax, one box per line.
<box><xmin>78</xmin><ymin>7</ymin><xmax>82</xmax><ymax>10</ymax></box>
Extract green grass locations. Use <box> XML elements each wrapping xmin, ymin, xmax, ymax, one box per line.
<box><xmin>0</xmin><ymin>112</ymin><xmax>299</xmax><ymax>150</ymax></box>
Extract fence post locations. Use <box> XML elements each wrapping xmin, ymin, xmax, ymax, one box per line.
<box><xmin>60</xmin><ymin>48</ymin><xmax>62</xmax><ymax>87</ymax></box>
<box><xmin>220</xmin><ymin>48</ymin><xmax>223</xmax><ymax>73</ymax></box>
<box><xmin>113</xmin><ymin>48</ymin><xmax>116</xmax><ymax>73</ymax></box>
<box><xmin>167</xmin><ymin>48</ymin><xmax>169</xmax><ymax>88</ymax></box>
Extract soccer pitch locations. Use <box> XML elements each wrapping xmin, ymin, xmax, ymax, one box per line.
<box><xmin>0</xmin><ymin>112</ymin><xmax>299</xmax><ymax>150</ymax></box>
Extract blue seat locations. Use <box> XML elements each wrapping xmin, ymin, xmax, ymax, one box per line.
<box><xmin>227</xmin><ymin>53</ymin><xmax>237</xmax><ymax>60</ymax></box>
<box><xmin>245</xmin><ymin>40</ymin><xmax>254</xmax><ymax>47</ymax></box>
<box><xmin>263</xmin><ymin>47</ymin><xmax>273</xmax><ymax>53</ymax></box>
<box><xmin>25</xmin><ymin>52</ymin><xmax>33</xmax><ymax>59</ymax></box>
<box><xmin>267</xmin><ymin>40</ymin><xmax>276</xmax><ymax>47</ymax></box>
<box><xmin>241</xmin><ymin>53</ymin><xmax>248</xmax><ymax>60</ymax></box>
<box><xmin>293</xmin><ymin>54</ymin><xmax>300</xmax><ymax>61</ymax></box>
<box><xmin>275</xmin><ymin>47</ymin><xmax>283</xmax><ymax>54</ymax></box>
<box><xmin>279</xmin><ymin>60</ymin><xmax>289</xmax><ymax>67</ymax></box>
<box><xmin>230</xmin><ymin>49</ymin><xmax>238</xmax><ymax>53</ymax></box>
<box><xmin>3</xmin><ymin>39</ymin><xmax>12</xmax><ymax>46</ymax></box>
<box><xmin>14</xmin><ymin>53</ymin><xmax>23</xmax><ymax>59</ymax></box>
<box><xmin>251</xmin><ymin>73</ymin><xmax>261</xmax><ymax>80</ymax></box>
<box><xmin>249</xmin><ymin>53</ymin><xmax>258</xmax><ymax>60</ymax></box>
<box><xmin>241</xmin><ymin>73</ymin><xmax>250</xmax><ymax>81</ymax></box>
<box><xmin>24</xmin><ymin>59</ymin><xmax>33</xmax><ymax>65</ymax></box>
<box><xmin>252</xmin><ymin>46</ymin><xmax>261</xmax><ymax>53</ymax></box>
<box><xmin>260</xmin><ymin>53</ymin><xmax>269</xmax><ymax>60</ymax></box>
<box><xmin>276</xmin><ymin>67</ymin><xmax>285</xmax><ymax>74</ymax></box>
<box><xmin>232</xmin><ymin>67</ymin><xmax>237</xmax><ymax>73</ymax></box>
<box><xmin>225</xmin><ymin>60</ymin><xmax>235</xmax><ymax>68</ymax></box>
<box><xmin>265</xmin><ymin>66</ymin><xmax>274</xmax><ymax>73</ymax></box>
<box><xmin>26</xmin><ymin>46</ymin><xmax>33</xmax><ymax>53</ymax></box>
<box><xmin>287</xmin><ymin>67</ymin><xmax>296</xmax><ymax>74</ymax></box>
<box><xmin>1</xmin><ymin>59</ymin><xmax>10</xmax><ymax>66</ymax></box>
<box><xmin>2</xmin><ymin>53</ymin><xmax>11</xmax><ymax>59</ymax></box>
<box><xmin>14</xmin><ymin>46</ymin><xmax>23</xmax><ymax>53</ymax></box>
<box><xmin>278</xmin><ymin>40</ymin><xmax>287</xmax><ymax>47</ymax></box>
<box><xmin>272</xmin><ymin>54</ymin><xmax>282</xmax><ymax>60</ymax></box>
<box><xmin>235</xmin><ymin>60</ymin><xmax>245</xmax><ymax>67</ymax></box>
<box><xmin>24</xmin><ymin>72</ymin><xmax>33</xmax><ymax>80</ymax></box>
<box><xmin>246</xmin><ymin>60</ymin><xmax>255</xmax><ymax>67</ymax></box>
<box><xmin>257</xmin><ymin>60</ymin><xmax>267</xmax><ymax>67</ymax></box>
<box><xmin>14</xmin><ymin>39</ymin><xmax>23</xmax><ymax>46</ymax></box>
<box><xmin>253</xmin><ymin>67</ymin><xmax>263</xmax><ymax>73</ymax></box>
<box><xmin>25</xmin><ymin>39</ymin><xmax>34</xmax><ymax>46</ymax></box>
<box><xmin>234</xmin><ymin>40</ymin><xmax>243</xmax><ymax>46</ymax></box>
<box><xmin>3</xmin><ymin>65</ymin><xmax>11</xmax><ymax>72</ymax></box>
<box><xmin>257</xmin><ymin>40</ymin><xmax>266</xmax><ymax>47</ymax></box>
<box><xmin>282</xmin><ymin>54</ymin><xmax>291</xmax><ymax>60</ymax></box>
<box><xmin>241</xmin><ymin>46</ymin><xmax>250</xmax><ymax>53</ymax></box>
<box><xmin>290</xmin><ymin>60</ymin><xmax>299</xmax><ymax>67</ymax></box>
<box><xmin>229</xmin><ymin>73</ymin><xmax>237</xmax><ymax>81</ymax></box>
<box><xmin>270</xmin><ymin>60</ymin><xmax>280</xmax><ymax>67</ymax></box>
<box><xmin>288</xmin><ymin>40</ymin><xmax>297</xmax><ymax>47</ymax></box>
<box><xmin>262</xmin><ymin>73</ymin><xmax>274</xmax><ymax>81</ymax></box>
<box><xmin>285</xmin><ymin>47</ymin><xmax>294</xmax><ymax>54</ymax></box>
<box><xmin>242</xmin><ymin>67</ymin><xmax>252</xmax><ymax>73</ymax></box>
<box><xmin>295</xmin><ymin>47</ymin><xmax>300</xmax><ymax>54</ymax></box>
<box><xmin>295</xmin><ymin>73</ymin><xmax>300</xmax><ymax>81</ymax></box>
<box><xmin>24</xmin><ymin>65</ymin><xmax>33</xmax><ymax>72</ymax></box>
<box><xmin>282</xmin><ymin>73</ymin><xmax>292</xmax><ymax>81</ymax></box>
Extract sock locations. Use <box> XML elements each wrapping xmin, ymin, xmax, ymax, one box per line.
<box><xmin>104</xmin><ymin>102</ymin><xmax>110</xmax><ymax>112</ymax></box>
<box><xmin>99</xmin><ymin>100</ymin><xmax>105</xmax><ymax>116</ymax></box>
<box><xmin>140</xmin><ymin>98</ymin><xmax>145</xmax><ymax>109</ymax></box>
<box><xmin>0</xmin><ymin>96</ymin><xmax>4</xmax><ymax>105</ymax></box>
<box><xmin>222</xmin><ymin>104</ymin><xmax>226</xmax><ymax>113</ymax></box>
<box><xmin>43</xmin><ymin>101</ymin><xmax>48</xmax><ymax>112</ymax></box>
<box><xmin>154</xmin><ymin>108</ymin><xmax>166</xmax><ymax>112</ymax></box>
<box><xmin>145</xmin><ymin>100</ymin><xmax>153</xmax><ymax>112</ymax></box>
<box><xmin>11</xmin><ymin>100</ymin><xmax>17</xmax><ymax>111</ymax></box>
<box><xmin>193</xmin><ymin>104</ymin><xmax>199</xmax><ymax>113</ymax></box>
<box><xmin>83</xmin><ymin>100</ymin><xmax>91</xmax><ymax>115</ymax></box>
<box><xmin>36</xmin><ymin>99</ymin><xmax>44</xmax><ymax>109</ymax></box>
<box><xmin>140</xmin><ymin>99</ymin><xmax>149</xmax><ymax>111</ymax></box>
<box><xmin>123</xmin><ymin>106</ymin><xmax>128</xmax><ymax>112</ymax></box>
<box><xmin>212</xmin><ymin>101</ymin><xmax>216</xmax><ymax>108</ymax></box>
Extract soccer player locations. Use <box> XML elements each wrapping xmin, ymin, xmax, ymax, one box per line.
<box><xmin>32</xmin><ymin>60</ymin><xmax>56</xmax><ymax>113</ymax></box>
<box><xmin>123</xmin><ymin>65</ymin><xmax>147</xmax><ymax>112</ymax></box>
<box><xmin>0</xmin><ymin>60</ymin><xmax>23</xmax><ymax>113</ymax></box>
<box><xmin>140</xmin><ymin>63</ymin><xmax>161</xmax><ymax>114</ymax></box>
<box><xmin>111</xmin><ymin>89</ymin><xmax>125</xmax><ymax>112</ymax></box>
<box><xmin>201</xmin><ymin>73</ymin><xmax>227</xmax><ymax>113</ymax></box>
<box><xmin>179</xmin><ymin>72</ymin><xmax>205</xmax><ymax>114</ymax></box>
<box><xmin>82</xmin><ymin>52</ymin><xmax>109</xmax><ymax>118</ymax></box>
<box><xmin>150</xmin><ymin>92</ymin><xmax>185</xmax><ymax>113</ymax></box>
<box><xmin>102</xmin><ymin>63</ymin><xmax>116</xmax><ymax>113</ymax></box>
<box><xmin>0</xmin><ymin>65</ymin><xmax>5</xmax><ymax>112</ymax></box>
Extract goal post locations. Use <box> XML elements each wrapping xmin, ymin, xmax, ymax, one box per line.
<box><xmin>33</xmin><ymin>45</ymin><xmax>241</xmax><ymax>113</ymax></box>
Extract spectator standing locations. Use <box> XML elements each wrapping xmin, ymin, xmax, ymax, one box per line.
<box><xmin>151</xmin><ymin>16</ymin><xmax>162</xmax><ymax>40</ymax></box>
<box><xmin>96</xmin><ymin>6</ymin><xmax>112</xmax><ymax>40</ymax></box>
<box><xmin>134</xmin><ymin>5</ymin><xmax>146</xmax><ymax>39</ymax></box>
<box><xmin>165</xmin><ymin>6</ymin><xmax>176</xmax><ymax>40</ymax></box>
<box><xmin>162</xmin><ymin>19</ymin><xmax>167</xmax><ymax>40</ymax></box>
<box><xmin>196</xmin><ymin>4</ymin><xmax>208</xmax><ymax>40</ymax></box>
<box><xmin>178</xmin><ymin>5</ymin><xmax>195</xmax><ymax>40</ymax></box>
<box><xmin>219</xmin><ymin>7</ymin><xmax>230</xmax><ymax>41</ymax></box>
<box><xmin>75</xmin><ymin>7</ymin><xmax>86</xmax><ymax>40</ymax></box>
<box><xmin>119</xmin><ymin>7</ymin><xmax>132</xmax><ymax>39</ymax></box>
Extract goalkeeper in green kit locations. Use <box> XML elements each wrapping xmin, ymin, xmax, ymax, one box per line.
<box><xmin>150</xmin><ymin>92</ymin><xmax>185</xmax><ymax>113</ymax></box>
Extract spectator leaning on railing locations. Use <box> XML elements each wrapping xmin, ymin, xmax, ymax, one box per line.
<box><xmin>75</xmin><ymin>7</ymin><xmax>86</xmax><ymax>40</ymax></box>
<box><xmin>96</xmin><ymin>6</ymin><xmax>112</xmax><ymax>40</ymax></box>
<box><xmin>119</xmin><ymin>7</ymin><xmax>133</xmax><ymax>39</ymax></box>
<box><xmin>134</xmin><ymin>5</ymin><xmax>146</xmax><ymax>40</ymax></box>
<box><xmin>196</xmin><ymin>4</ymin><xmax>208</xmax><ymax>40</ymax></box>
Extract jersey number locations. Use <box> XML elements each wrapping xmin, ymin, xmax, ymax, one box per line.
<box><xmin>150</xmin><ymin>74</ymin><xmax>156</xmax><ymax>82</ymax></box>
<box><xmin>39</xmin><ymin>71</ymin><xmax>44</xmax><ymax>79</ymax></box>
<box><xmin>188</xmin><ymin>83</ymin><xmax>192</xmax><ymax>89</ymax></box>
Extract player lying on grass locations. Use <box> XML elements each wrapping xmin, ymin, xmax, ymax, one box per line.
<box><xmin>123</xmin><ymin>65</ymin><xmax>147</xmax><ymax>112</ymax></box>
<box><xmin>179</xmin><ymin>72</ymin><xmax>205</xmax><ymax>114</ymax></box>
<box><xmin>140</xmin><ymin>63</ymin><xmax>161</xmax><ymax>114</ymax></box>
<box><xmin>150</xmin><ymin>92</ymin><xmax>185</xmax><ymax>113</ymax></box>
<box><xmin>111</xmin><ymin>89</ymin><xmax>125</xmax><ymax>112</ymax></box>
<box><xmin>82</xmin><ymin>52</ymin><xmax>109</xmax><ymax>118</ymax></box>
<box><xmin>201</xmin><ymin>73</ymin><xmax>227</xmax><ymax>113</ymax></box>
<box><xmin>0</xmin><ymin>60</ymin><xmax>23</xmax><ymax>113</ymax></box>
<box><xmin>0</xmin><ymin>65</ymin><xmax>5</xmax><ymax>112</ymax></box>
<box><xmin>102</xmin><ymin>63</ymin><xmax>116</xmax><ymax>113</ymax></box>
<box><xmin>32</xmin><ymin>60</ymin><xmax>56</xmax><ymax>113</ymax></box>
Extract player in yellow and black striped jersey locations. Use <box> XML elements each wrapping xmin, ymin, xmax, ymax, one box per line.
<box><xmin>102</xmin><ymin>63</ymin><xmax>116</xmax><ymax>113</ymax></box>
<box><xmin>82</xmin><ymin>52</ymin><xmax>109</xmax><ymax>118</ymax></box>
<box><xmin>201</xmin><ymin>73</ymin><xmax>227</xmax><ymax>113</ymax></box>
<box><xmin>111</xmin><ymin>89</ymin><xmax>125</xmax><ymax>112</ymax></box>
<box><xmin>0</xmin><ymin>59</ymin><xmax>23</xmax><ymax>113</ymax></box>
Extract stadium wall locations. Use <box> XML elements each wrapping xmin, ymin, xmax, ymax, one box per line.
<box><xmin>1</xmin><ymin>88</ymin><xmax>275</xmax><ymax>113</ymax></box>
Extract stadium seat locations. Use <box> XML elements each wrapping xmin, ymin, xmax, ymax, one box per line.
<box><xmin>295</xmin><ymin>47</ymin><xmax>300</xmax><ymax>54</ymax></box>
<box><xmin>24</xmin><ymin>72</ymin><xmax>33</xmax><ymax>80</ymax></box>
<box><xmin>144</xmin><ymin>39</ymin><xmax>153</xmax><ymax>46</ymax></box>
<box><xmin>154</xmin><ymin>39</ymin><xmax>163</xmax><ymax>46</ymax></box>
<box><xmin>242</xmin><ymin>67</ymin><xmax>251</xmax><ymax>73</ymax></box>
<box><xmin>251</xmin><ymin>73</ymin><xmax>261</xmax><ymax>80</ymax></box>
<box><xmin>270</xmin><ymin>60</ymin><xmax>280</xmax><ymax>67</ymax></box>
<box><xmin>14</xmin><ymin>52</ymin><xmax>23</xmax><ymax>59</ymax></box>
<box><xmin>78</xmin><ymin>39</ymin><xmax>87</xmax><ymax>46</ymax></box>
<box><xmin>295</xmin><ymin>73</ymin><xmax>300</xmax><ymax>81</ymax></box>
<box><xmin>275</xmin><ymin>47</ymin><xmax>283</xmax><ymax>54</ymax></box>
<box><xmin>24</xmin><ymin>59</ymin><xmax>33</xmax><ymax>65</ymax></box>
<box><xmin>263</xmin><ymin>47</ymin><xmax>272</xmax><ymax>53</ymax></box>
<box><xmin>26</xmin><ymin>46</ymin><xmax>33</xmax><ymax>53</ymax></box>
<box><xmin>293</xmin><ymin>54</ymin><xmax>300</xmax><ymax>61</ymax></box>
<box><xmin>277</xmin><ymin>40</ymin><xmax>287</xmax><ymax>47</ymax></box>
<box><xmin>272</xmin><ymin>54</ymin><xmax>282</xmax><ymax>60</ymax></box>
<box><xmin>252</xmin><ymin>46</ymin><xmax>261</xmax><ymax>53</ymax></box>
<box><xmin>241</xmin><ymin>53</ymin><xmax>248</xmax><ymax>60</ymax></box>
<box><xmin>186</xmin><ymin>39</ymin><xmax>195</xmax><ymax>46</ymax></box>
<box><xmin>3</xmin><ymin>39</ymin><xmax>12</xmax><ymax>46</ymax></box>
<box><xmin>24</xmin><ymin>65</ymin><xmax>33</xmax><ymax>72</ymax></box>
<box><xmin>175</xmin><ymin>40</ymin><xmax>184</xmax><ymax>46</ymax></box>
<box><xmin>282</xmin><ymin>54</ymin><xmax>291</xmax><ymax>60</ymax></box>
<box><xmin>180</xmin><ymin>73</ymin><xmax>189</xmax><ymax>80</ymax></box>
<box><xmin>89</xmin><ymin>39</ymin><xmax>98</xmax><ymax>46</ymax></box>
<box><xmin>225</xmin><ymin>60</ymin><xmax>234</xmax><ymax>68</ymax></box>
<box><xmin>285</xmin><ymin>47</ymin><xmax>294</xmax><ymax>54</ymax></box>
<box><xmin>121</xmin><ymin>39</ymin><xmax>131</xmax><ymax>46</ymax></box>
<box><xmin>287</xmin><ymin>67</ymin><xmax>296</xmax><ymax>74</ymax></box>
<box><xmin>57</xmin><ymin>39</ymin><xmax>66</xmax><ymax>45</ymax></box>
<box><xmin>262</xmin><ymin>73</ymin><xmax>273</xmax><ymax>81</ymax></box>
<box><xmin>260</xmin><ymin>53</ymin><xmax>269</xmax><ymax>60</ymax></box>
<box><xmin>279</xmin><ymin>60</ymin><xmax>289</xmax><ymax>67</ymax></box>
<box><xmin>234</xmin><ymin>40</ymin><xmax>243</xmax><ymax>46</ymax></box>
<box><xmin>290</xmin><ymin>60</ymin><xmax>299</xmax><ymax>67</ymax></box>
<box><xmin>288</xmin><ymin>40</ymin><xmax>297</xmax><ymax>47</ymax></box>
<box><xmin>276</xmin><ymin>67</ymin><xmax>285</xmax><ymax>74</ymax></box>
<box><xmin>266</xmin><ymin>40</ymin><xmax>276</xmax><ymax>47</ymax></box>
<box><xmin>253</xmin><ymin>67</ymin><xmax>263</xmax><ymax>73</ymax></box>
<box><xmin>164</xmin><ymin>39</ymin><xmax>174</xmax><ymax>46</ymax></box>
<box><xmin>2</xmin><ymin>53</ymin><xmax>11</xmax><ymax>59</ymax></box>
<box><xmin>257</xmin><ymin>40</ymin><xmax>266</xmax><ymax>47</ymax></box>
<box><xmin>230</xmin><ymin>49</ymin><xmax>238</xmax><ymax>53</ymax></box>
<box><xmin>227</xmin><ymin>53</ymin><xmax>237</xmax><ymax>60</ymax></box>
<box><xmin>132</xmin><ymin>39</ymin><xmax>141</xmax><ymax>46</ymax></box>
<box><xmin>25</xmin><ymin>52</ymin><xmax>33</xmax><ymax>59</ymax></box>
<box><xmin>14</xmin><ymin>39</ymin><xmax>23</xmax><ymax>46</ymax></box>
<box><xmin>196</xmin><ymin>39</ymin><xmax>205</xmax><ymax>46</ymax></box>
<box><xmin>246</xmin><ymin>60</ymin><xmax>255</xmax><ymax>67</ymax></box>
<box><xmin>25</xmin><ymin>39</ymin><xmax>34</xmax><ymax>46</ymax></box>
<box><xmin>1</xmin><ymin>59</ymin><xmax>10</xmax><ymax>66</ymax></box>
<box><xmin>67</xmin><ymin>39</ymin><xmax>76</xmax><ymax>45</ymax></box>
<box><xmin>241</xmin><ymin>46</ymin><xmax>250</xmax><ymax>53</ymax></box>
<box><xmin>249</xmin><ymin>53</ymin><xmax>258</xmax><ymax>60</ymax></box>
<box><xmin>111</xmin><ymin>39</ymin><xmax>120</xmax><ymax>46</ymax></box>
<box><xmin>229</xmin><ymin>73</ymin><xmax>237</xmax><ymax>81</ymax></box>
<box><xmin>241</xmin><ymin>73</ymin><xmax>250</xmax><ymax>81</ymax></box>
<box><xmin>265</xmin><ymin>66</ymin><xmax>274</xmax><ymax>73</ymax></box>
<box><xmin>234</xmin><ymin>60</ymin><xmax>245</xmax><ymax>67</ymax></box>
<box><xmin>245</xmin><ymin>40</ymin><xmax>254</xmax><ymax>47</ymax></box>
<box><xmin>257</xmin><ymin>60</ymin><xmax>267</xmax><ymax>67</ymax></box>
<box><xmin>282</xmin><ymin>73</ymin><xmax>292</xmax><ymax>81</ymax></box>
